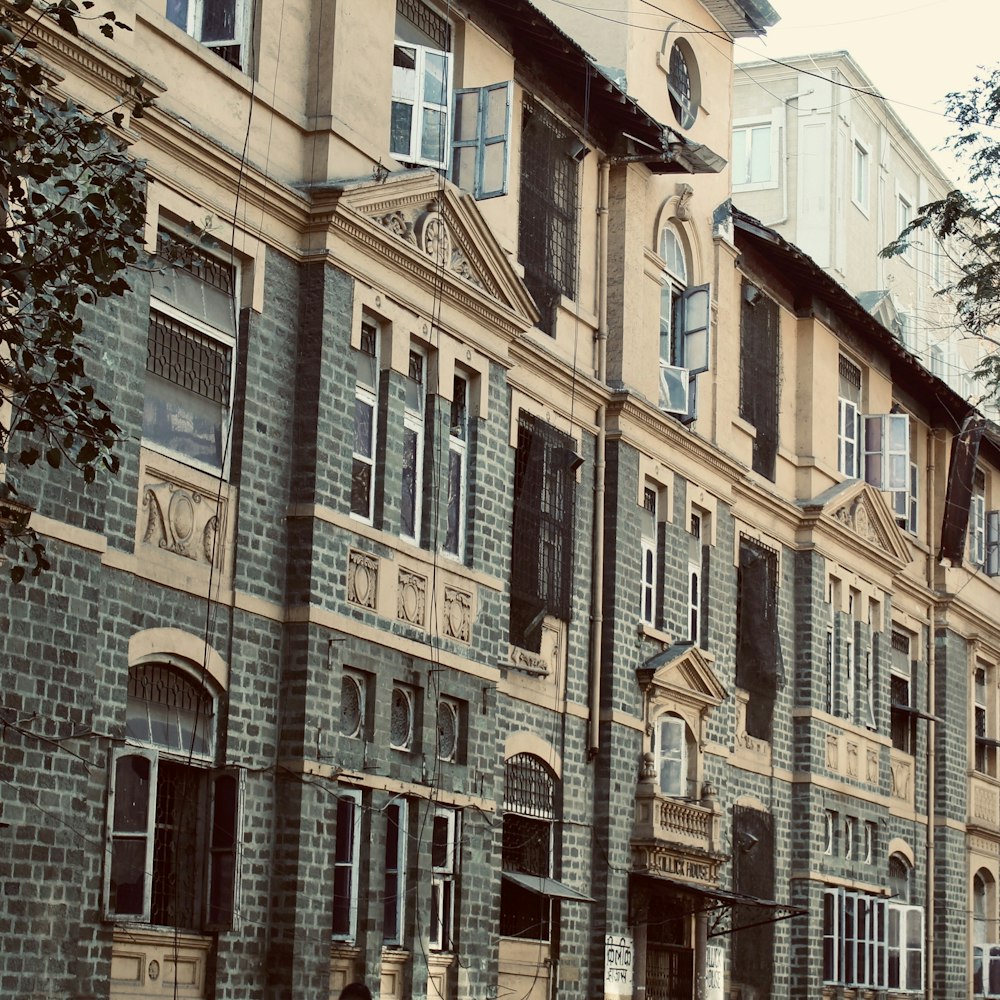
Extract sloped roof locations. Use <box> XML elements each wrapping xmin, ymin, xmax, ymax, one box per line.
<box><xmin>701</xmin><ymin>0</ymin><xmax>780</xmax><ymax>37</ymax></box>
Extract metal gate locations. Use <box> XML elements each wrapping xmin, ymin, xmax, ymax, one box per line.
<box><xmin>647</xmin><ymin>945</ymin><xmax>694</xmax><ymax>1000</ymax></box>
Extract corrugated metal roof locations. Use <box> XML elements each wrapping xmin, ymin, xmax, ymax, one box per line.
<box><xmin>701</xmin><ymin>0</ymin><xmax>780</xmax><ymax>37</ymax></box>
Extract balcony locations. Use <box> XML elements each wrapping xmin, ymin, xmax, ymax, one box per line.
<box><xmin>631</xmin><ymin>760</ymin><xmax>725</xmax><ymax>886</ymax></box>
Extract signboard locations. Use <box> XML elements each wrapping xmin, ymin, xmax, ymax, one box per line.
<box><xmin>604</xmin><ymin>934</ymin><xmax>633</xmax><ymax>997</ymax></box>
<box><xmin>705</xmin><ymin>946</ymin><xmax>725</xmax><ymax>1000</ymax></box>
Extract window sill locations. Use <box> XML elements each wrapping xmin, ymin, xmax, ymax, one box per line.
<box><xmin>638</xmin><ymin>621</ymin><xmax>674</xmax><ymax>646</ymax></box>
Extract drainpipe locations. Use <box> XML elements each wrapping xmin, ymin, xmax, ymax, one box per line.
<box><xmin>926</xmin><ymin>432</ymin><xmax>938</xmax><ymax>1000</ymax></box>
<box><xmin>589</xmin><ymin>158</ymin><xmax>610</xmax><ymax>759</ymax></box>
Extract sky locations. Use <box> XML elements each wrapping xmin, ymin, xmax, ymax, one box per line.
<box><xmin>734</xmin><ymin>0</ymin><xmax>1000</xmax><ymax>182</ymax></box>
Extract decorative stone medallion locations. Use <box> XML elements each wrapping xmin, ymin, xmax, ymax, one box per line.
<box><xmin>347</xmin><ymin>549</ymin><xmax>379</xmax><ymax>610</ymax></box>
<box><xmin>442</xmin><ymin>586</ymin><xmax>472</xmax><ymax>642</ymax></box>
<box><xmin>141</xmin><ymin>477</ymin><xmax>222</xmax><ymax>566</ymax></box>
<box><xmin>397</xmin><ymin>568</ymin><xmax>427</xmax><ymax>626</ymax></box>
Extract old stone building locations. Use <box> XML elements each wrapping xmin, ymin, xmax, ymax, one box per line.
<box><xmin>3</xmin><ymin>2</ymin><xmax>1000</xmax><ymax>1000</ymax></box>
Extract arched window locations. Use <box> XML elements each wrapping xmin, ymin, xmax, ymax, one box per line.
<box><xmin>654</xmin><ymin>714</ymin><xmax>689</xmax><ymax>797</ymax></box>
<box><xmin>501</xmin><ymin>753</ymin><xmax>556</xmax><ymax>939</ymax></box>
<box><xmin>975</xmin><ymin>870</ymin><xmax>992</xmax><ymax>947</ymax></box>
<box><xmin>888</xmin><ymin>852</ymin><xmax>911</xmax><ymax>903</ymax></box>
<box><xmin>105</xmin><ymin>662</ymin><xmax>239</xmax><ymax>930</ymax></box>
<box><xmin>658</xmin><ymin>224</ymin><xmax>709</xmax><ymax>418</ymax></box>
<box><xmin>975</xmin><ymin>869</ymin><xmax>1000</xmax><ymax>996</ymax></box>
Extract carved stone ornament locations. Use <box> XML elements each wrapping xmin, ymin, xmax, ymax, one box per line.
<box><xmin>141</xmin><ymin>478</ymin><xmax>222</xmax><ymax>566</ymax></box>
<box><xmin>866</xmin><ymin>748</ymin><xmax>879</xmax><ymax>784</ymax></box>
<box><xmin>846</xmin><ymin>742</ymin><xmax>859</xmax><ymax>777</ymax></box>
<box><xmin>825</xmin><ymin>734</ymin><xmax>840</xmax><ymax>770</ymax></box>
<box><xmin>397</xmin><ymin>568</ymin><xmax>427</xmax><ymax>626</ymax></box>
<box><xmin>832</xmin><ymin>496</ymin><xmax>882</xmax><ymax>547</ymax></box>
<box><xmin>507</xmin><ymin>645</ymin><xmax>548</xmax><ymax>675</ymax></box>
<box><xmin>417</xmin><ymin>210</ymin><xmax>452</xmax><ymax>267</ymax></box>
<box><xmin>890</xmin><ymin>759</ymin><xmax>911</xmax><ymax>800</ymax></box>
<box><xmin>378</xmin><ymin>210</ymin><xmax>415</xmax><ymax>243</ymax></box>
<box><xmin>347</xmin><ymin>549</ymin><xmax>379</xmax><ymax>610</ymax></box>
<box><xmin>442</xmin><ymin>586</ymin><xmax>472</xmax><ymax>643</ymax></box>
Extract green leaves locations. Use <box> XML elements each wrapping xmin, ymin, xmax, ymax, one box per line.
<box><xmin>1</xmin><ymin>10</ymin><xmax>148</xmax><ymax>581</ymax></box>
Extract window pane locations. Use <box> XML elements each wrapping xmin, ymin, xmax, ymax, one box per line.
<box><xmin>144</xmin><ymin>371</ymin><xmax>225</xmax><ymax>467</ymax></box>
<box><xmin>423</xmin><ymin>51</ymin><xmax>448</xmax><ymax>106</ymax></box>
<box><xmin>445</xmin><ymin>450</ymin><xmax>463</xmax><ymax>555</ymax></box>
<box><xmin>732</xmin><ymin>129</ymin><xmax>747</xmax><ymax>185</ymax></box>
<box><xmin>749</xmin><ymin>126</ymin><xmax>770</xmax><ymax>181</ymax></box>
<box><xmin>432</xmin><ymin>814</ymin><xmax>450</xmax><ymax>869</ymax></box>
<box><xmin>421</xmin><ymin>108</ymin><xmax>446</xmax><ymax>164</ymax></box>
<box><xmin>482</xmin><ymin>142</ymin><xmax>505</xmax><ymax>195</ymax></box>
<box><xmin>111</xmin><ymin>839</ymin><xmax>147</xmax><ymax>915</ymax></box>
<box><xmin>453</xmin><ymin>90</ymin><xmax>478</xmax><ymax>141</ymax></box>
<box><xmin>351</xmin><ymin>460</ymin><xmax>372</xmax><ymax>518</ymax></box>
<box><xmin>401</xmin><ymin>427</ymin><xmax>418</xmax><ymax>538</ymax></box>
<box><xmin>486</xmin><ymin>87</ymin><xmax>507</xmax><ymax>137</ymax></box>
<box><xmin>114</xmin><ymin>755</ymin><xmax>151</xmax><ymax>833</ymax></box>
<box><xmin>390</xmin><ymin>102</ymin><xmax>414</xmax><ymax>156</ymax></box>
<box><xmin>354</xmin><ymin>398</ymin><xmax>374</xmax><ymax>458</ymax></box>
<box><xmin>452</xmin><ymin>146</ymin><xmax>476</xmax><ymax>192</ymax></box>
<box><xmin>200</xmin><ymin>0</ymin><xmax>237</xmax><ymax>41</ymax></box>
<box><xmin>166</xmin><ymin>0</ymin><xmax>189</xmax><ymax>30</ymax></box>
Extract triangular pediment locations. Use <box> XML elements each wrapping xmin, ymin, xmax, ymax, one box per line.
<box><xmin>318</xmin><ymin>169</ymin><xmax>539</xmax><ymax>334</ymax></box>
<box><xmin>638</xmin><ymin>643</ymin><xmax>726</xmax><ymax>711</ymax></box>
<box><xmin>800</xmin><ymin>480</ymin><xmax>911</xmax><ymax>564</ymax></box>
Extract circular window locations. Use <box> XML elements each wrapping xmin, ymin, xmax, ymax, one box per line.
<box><xmin>667</xmin><ymin>41</ymin><xmax>698</xmax><ymax>129</ymax></box>
<box><xmin>341</xmin><ymin>675</ymin><xmax>363</xmax><ymax>738</ymax></box>
<box><xmin>438</xmin><ymin>700</ymin><xmax>458</xmax><ymax>762</ymax></box>
<box><xmin>391</xmin><ymin>687</ymin><xmax>413</xmax><ymax>750</ymax></box>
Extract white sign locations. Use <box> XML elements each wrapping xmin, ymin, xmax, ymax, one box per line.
<box><xmin>705</xmin><ymin>946</ymin><xmax>725</xmax><ymax>1000</ymax></box>
<box><xmin>604</xmin><ymin>934</ymin><xmax>634</xmax><ymax>997</ymax></box>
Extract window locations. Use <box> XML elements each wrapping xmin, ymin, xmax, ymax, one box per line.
<box><xmin>897</xmin><ymin>193</ymin><xmax>914</xmax><ymax>262</ymax></box>
<box><xmin>823</xmin><ymin>810</ymin><xmax>836</xmax><ymax>856</ymax></box>
<box><xmin>971</xmin><ymin>470</ymin><xmax>987</xmax><ymax>568</ymax></box>
<box><xmin>166</xmin><ymin>0</ymin><xmax>248</xmax><ymax>70</ymax></box>
<box><xmin>351</xmin><ymin>319</ymin><xmax>380</xmax><ymax>522</ymax></box>
<box><xmin>844</xmin><ymin>816</ymin><xmax>855</xmax><ymax>860</ymax></box>
<box><xmin>401</xmin><ymin>347</ymin><xmax>426</xmax><ymax>542</ymax></box>
<box><xmin>390</xmin><ymin>685</ymin><xmax>415</xmax><ymax>752</ymax></box>
<box><xmin>864</xmin><ymin>822</ymin><xmax>876</xmax><ymax>865</ymax></box>
<box><xmin>890</xmin><ymin>631</ymin><xmax>916</xmax><ymax>755</ymax></box>
<box><xmin>736</xmin><ymin>535</ymin><xmax>780</xmax><ymax>741</ymax></box>
<box><xmin>824</xmin><ymin>888</ymin><xmax>922</xmax><ymax>989</ymax></box>
<box><xmin>865</xmin><ymin>412</ymin><xmax>910</xmax><ymax>501</ymax></box>
<box><xmin>391</xmin><ymin>0</ymin><xmax>451</xmax><ymax>169</ymax></box>
<box><xmin>687</xmin><ymin>513</ymin><xmax>701</xmax><ymax>643</ymax></box>
<box><xmin>430</xmin><ymin>807</ymin><xmax>459</xmax><ymax>951</ymax></box>
<box><xmin>907</xmin><ymin>461</ymin><xmax>920</xmax><ymax>535</ymax></box>
<box><xmin>667</xmin><ymin>40</ymin><xmax>699</xmax><ymax>129</ymax></box>
<box><xmin>452</xmin><ymin>83</ymin><xmax>511</xmax><ymax>199</ymax></box>
<box><xmin>886</xmin><ymin>856</ymin><xmax>922</xmax><ymax>992</ymax></box>
<box><xmin>518</xmin><ymin>101</ymin><xmax>580</xmax><ymax>334</ymax></box>
<box><xmin>655</xmin><ymin>715</ymin><xmax>688</xmax><ymax>797</ymax></box>
<box><xmin>838</xmin><ymin>356</ymin><xmax>862</xmax><ymax>478</ymax></box>
<box><xmin>825</xmin><ymin>584</ymin><xmax>836</xmax><ymax>715</ymax></box>
<box><xmin>639</xmin><ymin>485</ymin><xmax>658</xmax><ymax>626</ymax></box>
<box><xmin>340</xmin><ymin>671</ymin><xmax>368</xmax><ymax>739</ymax></box>
<box><xmin>739</xmin><ymin>281</ymin><xmax>779</xmax><ymax>479</ymax></box>
<box><xmin>975</xmin><ymin>666</ymin><xmax>996</xmax><ymax>776</ymax></box>
<box><xmin>332</xmin><ymin>790</ymin><xmax>362</xmax><ymax>940</ymax></box>
<box><xmin>852</xmin><ymin>139</ymin><xmax>870</xmax><ymax>213</ymax></box>
<box><xmin>146</xmin><ymin>229</ymin><xmax>236</xmax><ymax>473</ymax></box>
<box><xmin>989</xmin><ymin>509</ymin><xmax>1000</xmax><ymax>577</ymax></box>
<box><xmin>436</xmin><ymin>696</ymin><xmax>461</xmax><ymax>763</ymax></box>
<box><xmin>509</xmin><ymin>413</ymin><xmax>577</xmax><ymax>651</ymax></box>
<box><xmin>501</xmin><ymin>754</ymin><xmax>555</xmax><ymax>940</ymax></box>
<box><xmin>105</xmin><ymin>663</ymin><xmax>239</xmax><ymax>929</ymax></box>
<box><xmin>658</xmin><ymin>226</ymin><xmax>710</xmax><ymax>418</ymax></box>
<box><xmin>732</xmin><ymin>122</ymin><xmax>773</xmax><ymax>187</ymax></box>
<box><xmin>383</xmin><ymin>800</ymin><xmax>407</xmax><ymax>945</ymax></box>
<box><xmin>445</xmin><ymin>373</ymin><xmax>469</xmax><ymax>558</ymax></box>
<box><xmin>863</xmin><ymin>649</ymin><xmax>876</xmax><ymax>729</ymax></box>
<box><xmin>844</xmin><ymin>620</ymin><xmax>856</xmax><ymax>723</ymax></box>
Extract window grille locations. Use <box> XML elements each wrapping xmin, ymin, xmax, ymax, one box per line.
<box><xmin>509</xmin><ymin>413</ymin><xmax>576</xmax><ymax>646</ymax></box>
<box><xmin>437</xmin><ymin>698</ymin><xmax>458</xmax><ymax>761</ymax></box>
<box><xmin>518</xmin><ymin>102</ymin><xmax>579</xmax><ymax>333</ymax></box>
<box><xmin>503</xmin><ymin>753</ymin><xmax>554</xmax><ymax>818</ymax></box>
<box><xmin>397</xmin><ymin>0</ymin><xmax>449</xmax><ymax>48</ymax></box>
<box><xmin>390</xmin><ymin>686</ymin><xmax>414</xmax><ymax>750</ymax></box>
<box><xmin>156</xmin><ymin>228</ymin><xmax>235</xmax><ymax>294</ymax></box>
<box><xmin>840</xmin><ymin>355</ymin><xmax>862</xmax><ymax>392</ymax></box>
<box><xmin>126</xmin><ymin>663</ymin><xmax>214</xmax><ymax>755</ymax></box>
<box><xmin>667</xmin><ymin>43</ymin><xmax>695</xmax><ymax>128</ymax></box>
<box><xmin>147</xmin><ymin>310</ymin><xmax>231</xmax><ymax>404</ymax></box>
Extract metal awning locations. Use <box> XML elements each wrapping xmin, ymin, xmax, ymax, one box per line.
<box><xmin>503</xmin><ymin>871</ymin><xmax>595</xmax><ymax>903</ymax></box>
<box><xmin>632</xmin><ymin>872</ymin><xmax>805</xmax><ymax>937</ymax></box>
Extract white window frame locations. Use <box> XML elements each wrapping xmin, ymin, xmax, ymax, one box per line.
<box><xmin>975</xmin><ymin>665</ymin><xmax>995</xmax><ymax>776</ymax></box>
<box><xmin>852</xmin><ymin>136</ymin><xmax>871</xmax><ymax>215</ymax></box>
<box><xmin>430</xmin><ymin>807</ymin><xmax>459</xmax><ymax>952</ymax></box>
<box><xmin>844</xmin><ymin>816</ymin><xmax>855</xmax><ymax>860</ymax></box>
<box><xmin>823</xmin><ymin>887</ymin><xmax>891</xmax><ymax>989</ymax></box>
<box><xmin>444</xmin><ymin>373</ymin><xmax>469</xmax><ymax>559</ymax></box>
<box><xmin>887</xmin><ymin>903</ymin><xmax>924</xmax><ymax>992</ymax></box>
<box><xmin>391</xmin><ymin>41</ymin><xmax>452</xmax><ymax>169</ymax></box>
<box><xmin>639</xmin><ymin>484</ymin><xmax>658</xmax><ymax>626</ymax></box>
<box><xmin>897</xmin><ymin>190</ymin><xmax>915</xmax><ymax>263</ymax></box>
<box><xmin>401</xmin><ymin>346</ymin><xmax>426</xmax><ymax>543</ymax></box>
<box><xmin>166</xmin><ymin>0</ymin><xmax>249</xmax><ymax>70</ymax></box>
<box><xmin>332</xmin><ymin>789</ymin><xmax>362</xmax><ymax>942</ymax></box>
<box><xmin>452</xmin><ymin>82</ymin><xmax>511</xmax><ymax>199</ymax></box>
<box><xmin>824</xmin><ymin>810</ymin><xmax>835</xmax><ymax>855</ymax></box>
<box><xmin>688</xmin><ymin>512</ymin><xmax>701</xmax><ymax>643</ymax></box>
<box><xmin>864</xmin><ymin>650</ymin><xmax>876</xmax><ymax>730</ymax></box>
<box><xmin>972</xmin><ymin>471</ymin><xmax>987</xmax><ymax>568</ymax></box>
<box><xmin>383</xmin><ymin>800</ymin><xmax>408</xmax><ymax>946</ymax></box>
<box><xmin>864</xmin><ymin>821</ymin><xmax>875</xmax><ymax>865</ymax></box>
<box><xmin>987</xmin><ymin>509</ymin><xmax>1000</xmax><ymax>577</ymax></box>
<box><xmin>731</xmin><ymin>114</ymin><xmax>779</xmax><ymax>192</ymax></box>
<box><xmin>864</xmin><ymin>413</ymin><xmax>910</xmax><ymax>494</ymax></box>
<box><xmin>907</xmin><ymin>462</ymin><xmax>920</xmax><ymax>535</ymax></box>
<box><xmin>144</xmin><ymin>298</ymin><xmax>236</xmax><ymax>477</ymax></box>
<box><xmin>844</xmin><ymin>632</ymin><xmax>855</xmax><ymax>722</ymax></box>
<box><xmin>838</xmin><ymin>357</ymin><xmax>862</xmax><ymax>478</ymax></box>
<box><xmin>656</xmin><ymin>714</ymin><xmax>687</xmax><ymax>797</ymax></box>
<box><xmin>351</xmin><ymin>318</ymin><xmax>380</xmax><ymax>524</ymax></box>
